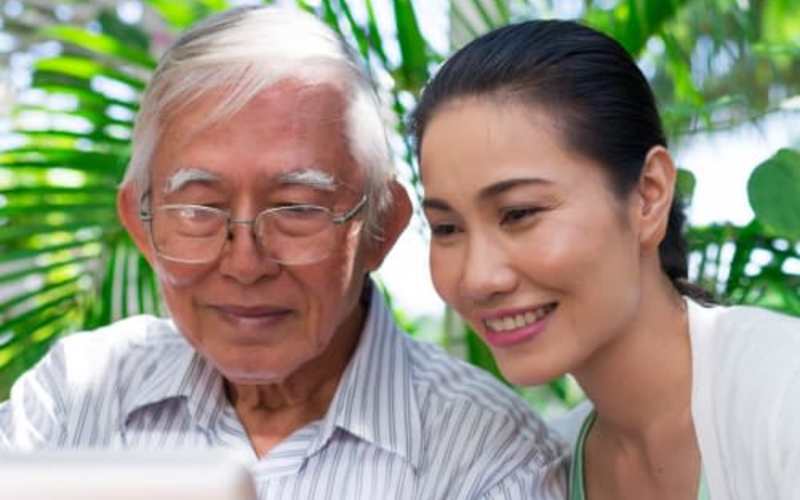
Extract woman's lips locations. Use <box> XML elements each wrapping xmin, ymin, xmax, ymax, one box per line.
<box><xmin>480</xmin><ymin>303</ymin><xmax>557</xmax><ymax>348</ymax></box>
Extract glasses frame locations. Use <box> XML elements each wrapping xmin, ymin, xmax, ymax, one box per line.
<box><xmin>138</xmin><ymin>190</ymin><xmax>367</xmax><ymax>265</ymax></box>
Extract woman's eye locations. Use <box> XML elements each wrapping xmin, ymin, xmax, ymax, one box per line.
<box><xmin>429</xmin><ymin>223</ymin><xmax>460</xmax><ymax>238</ymax></box>
<box><xmin>500</xmin><ymin>207</ymin><xmax>541</xmax><ymax>225</ymax></box>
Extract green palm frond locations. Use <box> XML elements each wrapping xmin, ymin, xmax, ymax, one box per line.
<box><xmin>0</xmin><ymin>1</ymin><xmax>241</xmax><ymax>397</ymax></box>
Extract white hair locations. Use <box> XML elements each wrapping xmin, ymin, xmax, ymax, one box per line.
<box><xmin>122</xmin><ymin>6</ymin><xmax>395</xmax><ymax>237</ymax></box>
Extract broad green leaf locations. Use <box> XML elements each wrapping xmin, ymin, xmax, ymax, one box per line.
<box><xmin>748</xmin><ymin>148</ymin><xmax>800</xmax><ymax>239</ymax></box>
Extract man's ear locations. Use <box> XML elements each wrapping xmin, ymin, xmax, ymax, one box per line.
<box><xmin>363</xmin><ymin>180</ymin><xmax>412</xmax><ymax>271</ymax></box>
<box><xmin>117</xmin><ymin>182</ymin><xmax>156</xmax><ymax>266</ymax></box>
<box><xmin>634</xmin><ymin>145</ymin><xmax>677</xmax><ymax>252</ymax></box>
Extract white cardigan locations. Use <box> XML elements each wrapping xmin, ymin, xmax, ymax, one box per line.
<box><xmin>552</xmin><ymin>300</ymin><xmax>800</xmax><ymax>500</ymax></box>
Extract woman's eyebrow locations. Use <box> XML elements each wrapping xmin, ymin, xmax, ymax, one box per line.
<box><xmin>478</xmin><ymin>177</ymin><xmax>552</xmax><ymax>200</ymax></box>
<box><xmin>422</xmin><ymin>178</ymin><xmax>552</xmax><ymax>211</ymax></box>
<box><xmin>421</xmin><ymin>198</ymin><xmax>452</xmax><ymax>212</ymax></box>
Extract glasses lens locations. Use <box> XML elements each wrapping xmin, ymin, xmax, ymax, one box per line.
<box><xmin>258</xmin><ymin>206</ymin><xmax>338</xmax><ymax>264</ymax></box>
<box><xmin>151</xmin><ymin>205</ymin><xmax>226</xmax><ymax>263</ymax></box>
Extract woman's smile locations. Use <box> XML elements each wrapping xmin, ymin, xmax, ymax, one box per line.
<box><xmin>479</xmin><ymin>302</ymin><xmax>558</xmax><ymax>348</ymax></box>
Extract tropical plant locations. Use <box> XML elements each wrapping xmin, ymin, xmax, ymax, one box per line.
<box><xmin>0</xmin><ymin>0</ymin><xmax>798</xmax><ymax>412</ymax></box>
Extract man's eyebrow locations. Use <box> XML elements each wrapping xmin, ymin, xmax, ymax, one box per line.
<box><xmin>478</xmin><ymin>177</ymin><xmax>552</xmax><ymax>200</ymax></box>
<box><xmin>276</xmin><ymin>168</ymin><xmax>337</xmax><ymax>191</ymax></box>
<box><xmin>163</xmin><ymin>168</ymin><xmax>221</xmax><ymax>194</ymax></box>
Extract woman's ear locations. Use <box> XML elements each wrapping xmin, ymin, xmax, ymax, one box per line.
<box><xmin>363</xmin><ymin>180</ymin><xmax>412</xmax><ymax>271</ymax></box>
<box><xmin>117</xmin><ymin>183</ymin><xmax>156</xmax><ymax>266</ymax></box>
<box><xmin>635</xmin><ymin>145</ymin><xmax>677</xmax><ymax>252</ymax></box>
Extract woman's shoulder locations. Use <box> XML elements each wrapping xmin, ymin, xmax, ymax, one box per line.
<box><xmin>690</xmin><ymin>300</ymin><xmax>800</xmax><ymax>442</ymax></box>
<box><xmin>689</xmin><ymin>300</ymin><xmax>800</xmax><ymax>366</ymax></box>
<box><xmin>689</xmin><ymin>301</ymin><xmax>800</xmax><ymax>498</ymax></box>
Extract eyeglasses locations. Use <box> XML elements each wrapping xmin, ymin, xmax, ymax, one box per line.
<box><xmin>138</xmin><ymin>192</ymin><xmax>367</xmax><ymax>265</ymax></box>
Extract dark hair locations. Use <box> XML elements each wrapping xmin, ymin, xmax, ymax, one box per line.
<box><xmin>412</xmin><ymin>19</ymin><xmax>713</xmax><ymax>302</ymax></box>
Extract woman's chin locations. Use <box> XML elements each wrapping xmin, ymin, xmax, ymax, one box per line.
<box><xmin>491</xmin><ymin>352</ymin><xmax>570</xmax><ymax>387</ymax></box>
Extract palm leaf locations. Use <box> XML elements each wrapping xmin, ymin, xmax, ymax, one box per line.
<box><xmin>0</xmin><ymin>6</ymin><xmax>179</xmax><ymax>399</ymax></box>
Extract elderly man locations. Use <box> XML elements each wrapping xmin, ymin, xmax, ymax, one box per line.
<box><xmin>0</xmin><ymin>6</ymin><xmax>565</xmax><ymax>499</ymax></box>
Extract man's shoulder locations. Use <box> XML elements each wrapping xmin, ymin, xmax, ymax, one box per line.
<box><xmin>397</xmin><ymin>335</ymin><xmax>567</xmax><ymax>492</ymax></box>
<box><xmin>48</xmin><ymin>315</ymin><xmax>189</xmax><ymax>391</ymax></box>
<box><xmin>57</xmin><ymin>315</ymin><xmax>185</xmax><ymax>358</ymax></box>
<box><xmin>405</xmin><ymin>337</ymin><xmax>523</xmax><ymax>412</ymax></box>
<box><xmin>403</xmin><ymin>335</ymin><xmax>564</xmax><ymax>453</ymax></box>
<box><xmin>714</xmin><ymin>303</ymin><xmax>800</xmax><ymax>340</ymax></box>
<box><xmin>695</xmin><ymin>303</ymin><xmax>800</xmax><ymax>375</ymax></box>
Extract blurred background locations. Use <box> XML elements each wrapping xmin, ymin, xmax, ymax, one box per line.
<box><xmin>1</xmin><ymin>0</ymin><xmax>799</xmax><ymax>415</ymax></box>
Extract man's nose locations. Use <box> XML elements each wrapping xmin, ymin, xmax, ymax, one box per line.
<box><xmin>218</xmin><ymin>222</ymin><xmax>279</xmax><ymax>284</ymax></box>
<box><xmin>460</xmin><ymin>233</ymin><xmax>517</xmax><ymax>305</ymax></box>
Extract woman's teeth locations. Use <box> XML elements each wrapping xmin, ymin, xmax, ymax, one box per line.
<box><xmin>484</xmin><ymin>303</ymin><xmax>556</xmax><ymax>332</ymax></box>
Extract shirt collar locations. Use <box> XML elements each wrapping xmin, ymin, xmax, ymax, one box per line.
<box><xmin>310</xmin><ymin>281</ymin><xmax>423</xmax><ymax>469</ymax></box>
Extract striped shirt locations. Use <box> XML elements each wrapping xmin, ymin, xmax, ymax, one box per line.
<box><xmin>0</xmin><ymin>285</ymin><xmax>567</xmax><ymax>499</ymax></box>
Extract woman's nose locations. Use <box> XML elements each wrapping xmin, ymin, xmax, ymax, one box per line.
<box><xmin>460</xmin><ymin>234</ymin><xmax>517</xmax><ymax>305</ymax></box>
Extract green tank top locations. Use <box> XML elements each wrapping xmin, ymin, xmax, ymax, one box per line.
<box><xmin>568</xmin><ymin>411</ymin><xmax>710</xmax><ymax>500</ymax></box>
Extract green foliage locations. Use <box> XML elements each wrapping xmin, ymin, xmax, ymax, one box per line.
<box><xmin>676</xmin><ymin>168</ymin><xmax>697</xmax><ymax>202</ymax></box>
<box><xmin>676</xmin><ymin>149</ymin><xmax>800</xmax><ymax>319</ymax></box>
<box><xmin>146</xmin><ymin>0</ymin><xmax>229</xmax><ymax>29</ymax></box>
<box><xmin>40</xmin><ymin>25</ymin><xmax>157</xmax><ymax>69</ymax></box>
<box><xmin>585</xmin><ymin>0</ymin><xmax>690</xmax><ymax>56</ymax></box>
<box><xmin>748</xmin><ymin>149</ymin><xmax>800</xmax><ymax>240</ymax></box>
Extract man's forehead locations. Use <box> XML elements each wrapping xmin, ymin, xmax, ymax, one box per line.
<box><xmin>162</xmin><ymin>79</ymin><xmax>347</xmax><ymax>132</ymax></box>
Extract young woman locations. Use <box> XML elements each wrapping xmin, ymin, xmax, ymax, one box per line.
<box><xmin>413</xmin><ymin>20</ymin><xmax>800</xmax><ymax>500</ymax></box>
